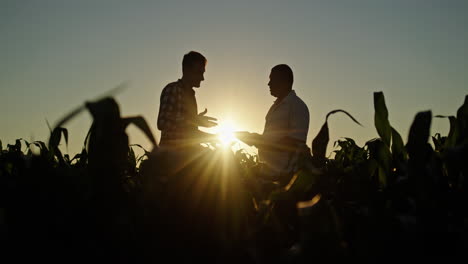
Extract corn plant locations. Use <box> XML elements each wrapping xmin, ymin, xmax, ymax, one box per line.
<box><xmin>1</xmin><ymin>91</ymin><xmax>467</xmax><ymax>263</ymax></box>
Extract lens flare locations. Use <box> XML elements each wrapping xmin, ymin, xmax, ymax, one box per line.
<box><xmin>216</xmin><ymin>121</ymin><xmax>237</xmax><ymax>146</ymax></box>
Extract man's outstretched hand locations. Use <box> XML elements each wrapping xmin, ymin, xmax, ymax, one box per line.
<box><xmin>234</xmin><ymin>131</ymin><xmax>262</xmax><ymax>147</ymax></box>
<box><xmin>197</xmin><ymin>108</ymin><xmax>218</xmax><ymax>128</ymax></box>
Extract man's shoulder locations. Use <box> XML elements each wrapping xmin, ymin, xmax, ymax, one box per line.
<box><xmin>163</xmin><ymin>80</ymin><xmax>181</xmax><ymax>89</ymax></box>
<box><xmin>287</xmin><ymin>93</ymin><xmax>309</xmax><ymax>120</ymax></box>
<box><xmin>161</xmin><ymin>80</ymin><xmax>182</xmax><ymax>94</ymax></box>
<box><xmin>289</xmin><ymin>92</ymin><xmax>309</xmax><ymax>110</ymax></box>
<box><xmin>295</xmin><ymin>94</ymin><xmax>308</xmax><ymax>107</ymax></box>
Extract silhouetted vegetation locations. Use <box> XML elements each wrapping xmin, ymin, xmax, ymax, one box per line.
<box><xmin>1</xmin><ymin>92</ymin><xmax>467</xmax><ymax>263</ymax></box>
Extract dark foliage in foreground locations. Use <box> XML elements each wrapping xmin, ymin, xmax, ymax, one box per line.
<box><xmin>1</xmin><ymin>92</ymin><xmax>467</xmax><ymax>263</ymax></box>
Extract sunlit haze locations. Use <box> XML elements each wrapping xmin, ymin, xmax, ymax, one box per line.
<box><xmin>214</xmin><ymin>120</ymin><xmax>237</xmax><ymax>147</ymax></box>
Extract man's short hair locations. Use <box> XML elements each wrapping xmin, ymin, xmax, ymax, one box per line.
<box><xmin>182</xmin><ymin>51</ymin><xmax>207</xmax><ymax>72</ymax></box>
<box><xmin>272</xmin><ymin>64</ymin><xmax>294</xmax><ymax>85</ymax></box>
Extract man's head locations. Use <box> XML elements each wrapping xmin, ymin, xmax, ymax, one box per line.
<box><xmin>182</xmin><ymin>51</ymin><xmax>207</xmax><ymax>88</ymax></box>
<box><xmin>268</xmin><ymin>64</ymin><xmax>293</xmax><ymax>98</ymax></box>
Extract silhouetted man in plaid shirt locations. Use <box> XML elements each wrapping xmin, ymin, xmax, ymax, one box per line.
<box><xmin>157</xmin><ymin>51</ymin><xmax>217</xmax><ymax>149</ymax></box>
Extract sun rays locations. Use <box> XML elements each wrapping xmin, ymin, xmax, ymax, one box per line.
<box><xmin>215</xmin><ymin>120</ymin><xmax>238</xmax><ymax>147</ymax></box>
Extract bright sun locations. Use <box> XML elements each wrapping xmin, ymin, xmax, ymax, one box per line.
<box><xmin>216</xmin><ymin>121</ymin><xmax>237</xmax><ymax>146</ymax></box>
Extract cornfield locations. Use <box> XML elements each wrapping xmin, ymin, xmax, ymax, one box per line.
<box><xmin>1</xmin><ymin>92</ymin><xmax>467</xmax><ymax>263</ymax></box>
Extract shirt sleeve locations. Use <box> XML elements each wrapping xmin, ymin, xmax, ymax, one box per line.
<box><xmin>157</xmin><ymin>85</ymin><xmax>185</xmax><ymax>131</ymax></box>
<box><xmin>288</xmin><ymin>101</ymin><xmax>310</xmax><ymax>142</ymax></box>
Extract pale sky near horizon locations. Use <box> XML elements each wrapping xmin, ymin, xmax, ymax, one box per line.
<box><xmin>1</xmin><ymin>0</ymin><xmax>467</xmax><ymax>157</ymax></box>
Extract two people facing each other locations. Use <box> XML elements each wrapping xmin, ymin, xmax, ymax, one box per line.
<box><xmin>157</xmin><ymin>51</ymin><xmax>310</xmax><ymax>181</ymax></box>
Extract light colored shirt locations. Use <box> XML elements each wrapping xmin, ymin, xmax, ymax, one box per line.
<box><xmin>259</xmin><ymin>90</ymin><xmax>310</xmax><ymax>177</ymax></box>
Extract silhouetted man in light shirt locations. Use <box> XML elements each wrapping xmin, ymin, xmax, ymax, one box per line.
<box><xmin>236</xmin><ymin>64</ymin><xmax>310</xmax><ymax>181</ymax></box>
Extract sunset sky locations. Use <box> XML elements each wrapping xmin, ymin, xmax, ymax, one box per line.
<box><xmin>1</xmin><ymin>0</ymin><xmax>467</xmax><ymax>157</ymax></box>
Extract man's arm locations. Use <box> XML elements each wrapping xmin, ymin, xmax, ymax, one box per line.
<box><xmin>260</xmin><ymin>101</ymin><xmax>309</xmax><ymax>152</ymax></box>
<box><xmin>288</xmin><ymin>101</ymin><xmax>310</xmax><ymax>143</ymax></box>
<box><xmin>192</xmin><ymin>129</ymin><xmax>218</xmax><ymax>142</ymax></box>
<box><xmin>234</xmin><ymin>131</ymin><xmax>263</xmax><ymax>147</ymax></box>
<box><xmin>187</xmin><ymin>108</ymin><xmax>218</xmax><ymax>128</ymax></box>
<box><xmin>158</xmin><ymin>85</ymin><xmax>202</xmax><ymax>131</ymax></box>
<box><xmin>157</xmin><ymin>86</ymin><xmax>180</xmax><ymax>131</ymax></box>
<box><xmin>157</xmin><ymin>85</ymin><xmax>217</xmax><ymax>129</ymax></box>
<box><xmin>236</xmin><ymin>131</ymin><xmax>305</xmax><ymax>152</ymax></box>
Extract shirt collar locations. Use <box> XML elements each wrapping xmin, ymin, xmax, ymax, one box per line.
<box><xmin>273</xmin><ymin>90</ymin><xmax>296</xmax><ymax>106</ymax></box>
<box><xmin>177</xmin><ymin>79</ymin><xmax>195</xmax><ymax>95</ymax></box>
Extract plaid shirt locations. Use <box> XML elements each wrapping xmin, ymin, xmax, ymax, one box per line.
<box><xmin>157</xmin><ymin>79</ymin><xmax>199</xmax><ymax>145</ymax></box>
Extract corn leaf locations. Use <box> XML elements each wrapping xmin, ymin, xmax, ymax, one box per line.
<box><xmin>311</xmin><ymin>121</ymin><xmax>329</xmax><ymax>165</ymax></box>
<box><xmin>53</xmin><ymin>105</ymin><xmax>86</xmax><ymax>129</ymax></box>
<box><xmin>270</xmin><ymin>169</ymin><xmax>321</xmax><ymax>202</ymax></box>
<box><xmin>312</xmin><ymin>109</ymin><xmax>362</xmax><ymax>166</ymax></box>
<box><xmin>456</xmin><ymin>95</ymin><xmax>468</xmax><ymax>144</ymax></box>
<box><xmin>366</xmin><ymin>139</ymin><xmax>392</xmax><ymax>188</ymax></box>
<box><xmin>406</xmin><ymin>111</ymin><xmax>432</xmax><ymax>158</ymax></box>
<box><xmin>122</xmin><ymin>116</ymin><xmax>157</xmax><ymax>147</ymax></box>
<box><xmin>374</xmin><ymin>92</ymin><xmax>392</xmax><ymax>147</ymax></box>
<box><xmin>49</xmin><ymin>127</ymin><xmax>68</xmax><ymax>150</ymax></box>
<box><xmin>435</xmin><ymin>115</ymin><xmax>458</xmax><ymax>148</ymax></box>
<box><xmin>391</xmin><ymin>126</ymin><xmax>407</xmax><ymax>161</ymax></box>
